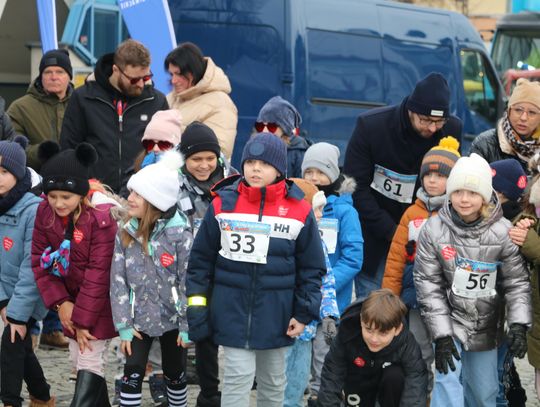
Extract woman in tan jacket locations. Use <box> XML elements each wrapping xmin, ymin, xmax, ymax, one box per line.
<box><xmin>165</xmin><ymin>42</ymin><xmax>238</xmax><ymax>159</ymax></box>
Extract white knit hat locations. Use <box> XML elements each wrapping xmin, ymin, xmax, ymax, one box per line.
<box><xmin>446</xmin><ymin>153</ymin><xmax>493</xmax><ymax>203</ymax></box>
<box><xmin>127</xmin><ymin>150</ymin><xmax>183</xmax><ymax>211</ymax></box>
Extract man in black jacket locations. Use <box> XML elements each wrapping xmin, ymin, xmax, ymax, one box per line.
<box><xmin>317</xmin><ymin>289</ymin><xmax>427</xmax><ymax>407</ymax></box>
<box><xmin>343</xmin><ymin>72</ymin><xmax>462</xmax><ymax>301</ymax></box>
<box><xmin>60</xmin><ymin>39</ymin><xmax>168</xmax><ymax>194</ymax></box>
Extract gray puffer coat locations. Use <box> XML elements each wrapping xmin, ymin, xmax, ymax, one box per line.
<box><xmin>110</xmin><ymin>211</ymin><xmax>193</xmax><ymax>337</ymax></box>
<box><xmin>414</xmin><ymin>195</ymin><xmax>531</xmax><ymax>351</ymax></box>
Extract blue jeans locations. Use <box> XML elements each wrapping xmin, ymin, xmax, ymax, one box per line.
<box><xmin>354</xmin><ymin>254</ymin><xmax>386</xmax><ymax>302</ymax></box>
<box><xmin>29</xmin><ymin>310</ymin><xmax>62</xmax><ymax>336</ymax></box>
<box><xmin>221</xmin><ymin>346</ymin><xmax>287</xmax><ymax>407</ymax></box>
<box><xmin>496</xmin><ymin>341</ymin><xmax>513</xmax><ymax>407</ymax></box>
<box><xmin>284</xmin><ymin>340</ymin><xmax>312</xmax><ymax>407</ymax></box>
<box><xmin>431</xmin><ymin>340</ymin><xmax>498</xmax><ymax>407</ymax></box>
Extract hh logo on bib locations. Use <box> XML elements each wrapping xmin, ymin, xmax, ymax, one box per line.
<box><xmin>161</xmin><ymin>253</ymin><xmax>175</xmax><ymax>268</ymax></box>
<box><xmin>3</xmin><ymin>237</ymin><xmax>13</xmax><ymax>251</ymax></box>
<box><xmin>73</xmin><ymin>230</ymin><xmax>84</xmax><ymax>244</ymax></box>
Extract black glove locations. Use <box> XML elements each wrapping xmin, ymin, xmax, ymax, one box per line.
<box><xmin>322</xmin><ymin>317</ymin><xmax>337</xmax><ymax>345</ymax></box>
<box><xmin>507</xmin><ymin>323</ymin><xmax>528</xmax><ymax>359</ymax></box>
<box><xmin>435</xmin><ymin>336</ymin><xmax>460</xmax><ymax>374</ymax></box>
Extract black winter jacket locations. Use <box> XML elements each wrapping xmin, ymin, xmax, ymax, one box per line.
<box><xmin>469</xmin><ymin>127</ymin><xmax>529</xmax><ymax>173</ymax></box>
<box><xmin>343</xmin><ymin>97</ymin><xmax>462</xmax><ymax>276</ymax></box>
<box><xmin>59</xmin><ymin>54</ymin><xmax>168</xmax><ymax>193</ymax></box>
<box><xmin>317</xmin><ymin>300</ymin><xmax>427</xmax><ymax>407</ymax></box>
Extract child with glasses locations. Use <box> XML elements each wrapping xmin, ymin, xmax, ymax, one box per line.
<box><xmin>255</xmin><ymin>96</ymin><xmax>310</xmax><ymax>177</ymax></box>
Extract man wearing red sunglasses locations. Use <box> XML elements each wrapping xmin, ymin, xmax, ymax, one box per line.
<box><xmin>60</xmin><ymin>39</ymin><xmax>168</xmax><ymax>195</ymax></box>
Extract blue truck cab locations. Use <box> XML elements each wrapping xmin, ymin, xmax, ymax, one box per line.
<box><xmin>168</xmin><ymin>0</ymin><xmax>504</xmax><ymax>163</ymax></box>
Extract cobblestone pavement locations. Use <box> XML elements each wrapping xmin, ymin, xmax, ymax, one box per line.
<box><xmin>14</xmin><ymin>335</ymin><xmax>540</xmax><ymax>406</ymax></box>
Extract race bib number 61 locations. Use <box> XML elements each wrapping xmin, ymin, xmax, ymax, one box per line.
<box><xmin>370</xmin><ymin>164</ymin><xmax>417</xmax><ymax>204</ymax></box>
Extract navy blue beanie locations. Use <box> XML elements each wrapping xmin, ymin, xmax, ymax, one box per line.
<box><xmin>257</xmin><ymin>96</ymin><xmax>302</xmax><ymax>136</ymax></box>
<box><xmin>241</xmin><ymin>132</ymin><xmax>287</xmax><ymax>176</ymax></box>
<box><xmin>490</xmin><ymin>159</ymin><xmax>527</xmax><ymax>201</ymax></box>
<box><xmin>0</xmin><ymin>135</ymin><xmax>28</xmax><ymax>180</ymax></box>
<box><xmin>406</xmin><ymin>72</ymin><xmax>450</xmax><ymax>118</ymax></box>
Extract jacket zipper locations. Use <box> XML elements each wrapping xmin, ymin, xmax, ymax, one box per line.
<box><xmin>245</xmin><ymin>187</ymin><xmax>266</xmax><ymax>347</ymax></box>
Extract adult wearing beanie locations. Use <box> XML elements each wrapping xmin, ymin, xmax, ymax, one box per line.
<box><xmin>343</xmin><ymin>72</ymin><xmax>462</xmax><ymax>300</ymax></box>
<box><xmin>471</xmin><ymin>78</ymin><xmax>540</xmax><ymax>174</ymax></box>
<box><xmin>176</xmin><ymin>121</ymin><xmax>236</xmax><ymax>407</ymax></box>
<box><xmin>8</xmin><ymin>49</ymin><xmax>74</xmax><ymax>170</ymax></box>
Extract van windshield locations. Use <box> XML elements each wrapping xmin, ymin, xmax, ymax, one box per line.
<box><xmin>492</xmin><ymin>30</ymin><xmax>540</xmax><ymax>74</ymax></box>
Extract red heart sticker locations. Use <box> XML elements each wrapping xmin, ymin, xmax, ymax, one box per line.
<box><xmin>161</xmin><ymin>253</ymin><xmax>175</xmax><ymax>268</ymax></box>
<box><xmin>517</xmin><ymin>175</ymin><xmax>527</xmax><ymax>189</ymax></box>
<box><xmin>413</xmin><ymin>218</ymin><xmax>424</xmax><ymax>228</ymax></box>
<box><xmin>441</xmin><ymin>245</ymin><xmax>457</xmax><ymax>260</ymax></box>
<box><xmin>353</xmin><ymin>356</ymin><xmax>365</xmax><ymax>367</ymax></box>
<box><xmin>3</xmin><ymin>237</ymin><xmax>13</xmax><ymax>251</ymax></box>
<box><xmin>73</xmin><ymin>230</ymin><xmax>84</xmax><ymax>244</ymax></box>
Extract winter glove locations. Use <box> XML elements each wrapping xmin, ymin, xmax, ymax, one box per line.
<box><xmin>435</xmin><ymin>336</ymin><xmax>460</xmax><ymax>374</ymax></box>
<box><xmin>322</xmin><ymin>317</ymin><xmax>337</xmax><ymax>345</ymax></box>
<box><xmin>40</xmin><ymin>240</ymin><xmax>71</xmax><ymax>277</ymax></box>
<box><xmin>507</xmin><ymin>323</ymin><xmax>528</xmax><ymax>359</ymax></box>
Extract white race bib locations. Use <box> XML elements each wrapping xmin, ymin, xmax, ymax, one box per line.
<box><xmin>219</xmin><ymin>219</ymin><xmax>271</xmax><ymax>264</ymax></box>
<box><xmin>451</xmin><ymin>257</ymin><xmax>498</xmax><ymax>299</ymax></box>
<box><xmin>370</xmin><ymin>164</ymin><xmax>417</xmax><ymax>203</ymax></box>
<box><xmin>318</xmin><ymin>218</ymin><xmax>339</xmax><ymax>254</ymax></box>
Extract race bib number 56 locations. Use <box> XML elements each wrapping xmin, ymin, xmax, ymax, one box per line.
<box><xmin>370</xmin><ymin>164</ymin><xmax>417</xmax><ymax>204</ymax></box>
<box><xmin>452</xmin><ymin>257</ymin><xmax>498</xmax><ymax>299</ymax></box>
<box><xmin>219</xmin><ymin>219</ymin><xmax>271</xmax><ymax>264</ymax></box>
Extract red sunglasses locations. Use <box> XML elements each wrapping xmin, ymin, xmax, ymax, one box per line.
<box><xmin>142</xmin><ymin>139</ymin><xmax>174</xmax><ymax>152</ymax></box>
<box><xmin>254</xmin><ymin>122</ymin><xmax>279</xmax><ymax>133</ymax></box>
<box><xmin>118</xmin><ymin>66</ymin><xmax>153</xmax><ymax>85</ymax></box>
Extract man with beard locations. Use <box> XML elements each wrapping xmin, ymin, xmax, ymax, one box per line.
<box><xmin>60</xmin><ymin>39</ymin><xmax>168</xmax><ymax>194</ymax></box>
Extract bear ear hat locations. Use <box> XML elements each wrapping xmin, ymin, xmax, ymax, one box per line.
<box><xmin>75</xmin><ymin>142</ymin><xmax>98</xmax><ymax>167</ymax></box>
<box><xmin>37</xmin><ymin>140</ymin><xmax>61</xmax><ymax>165</ymax></box>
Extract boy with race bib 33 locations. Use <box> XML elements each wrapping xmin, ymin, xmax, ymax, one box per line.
<box><xmin>186</xmin><ymin>132</ymin><xmax>324</xmax><ymax>407</ymax></box>
<box><xmin>413</xmin><ymin>153</ymin><xmax>531</xmax><ymax>407</ymax></box>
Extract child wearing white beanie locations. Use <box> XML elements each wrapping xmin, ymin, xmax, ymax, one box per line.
<box><xmin>413</xmin><ymin>152</ymin><xmax>531</xmax><ymax>406</ymax></box>
<box><xmin>111</xmin><ymin>149</ymin><xmax>193</xmax><ymax>407</ymax></box>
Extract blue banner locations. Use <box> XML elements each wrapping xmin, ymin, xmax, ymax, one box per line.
<box><xmin>117</xmin><ymin>0</ymin><xmax>177</xmax><ymax>93</ymax></box>
<box><xmin>36</xmin><ymin>0</ymin><xmax>58</xmax><ymax>53</ymax></box>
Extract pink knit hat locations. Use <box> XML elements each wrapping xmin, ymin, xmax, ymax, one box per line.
<box><xmin>141</xmin><ymin>110</ymin><xmax>183</xmax><ymax>146</ymax></box>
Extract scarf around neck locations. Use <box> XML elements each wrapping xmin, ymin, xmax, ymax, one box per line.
<box><xmin>501</xmin><ymin>111</ymin><xmax>540</xmax><ymax>162</ymax></box>
<box><xmin>0</xmin><ymin>170</ymin><xmax>31</xmax><ymax>216</ymax></box>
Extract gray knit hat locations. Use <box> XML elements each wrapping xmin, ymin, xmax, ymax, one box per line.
<box><xmin>301</xmin><ymin>142</ymin><xmax>340</xmax><ymax>183</ymax></box>
<box><xmin>256</xmin><ymin>96</ymin><xmax>302</xmax><ymax>137</ymax></box>
<box><xmin>0</xmin><ymin>136</ymin><xmax>28</xmax><ymax>180</ymax></box>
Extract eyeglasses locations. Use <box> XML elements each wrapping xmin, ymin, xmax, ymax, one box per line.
<box><xmin>511</xmin><ymin>106</ymin><xmax>540</xmax><ymax>119</ymax></box>
<box><xmin>254</xmin><ymin>122</ymin><xmax>279</xmax><ymax>133</ymax></box>
<box><xmin>118</xmin><ymin>66</ymin><xmax>153</xmax><ymax>85</ymax></box>
<box><xmin>142</xmin><ymin>139</ymin><xmax>174</xmax><ymax>152</ymax></box>
<box><xmin>417</xmin><ymin>115</ymin><xmax>448</xmax><ymax>128</ymax></box>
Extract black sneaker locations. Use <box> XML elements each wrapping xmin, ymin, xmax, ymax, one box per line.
<box><xmin>148</xmin><ymin>373</ymin><xmax>167</xmax><ymax>406</ymax></box>
<box><xmin>196</xmin><ymin>391</ymin><xmax>221</xmax><ymax>407</ymax></box>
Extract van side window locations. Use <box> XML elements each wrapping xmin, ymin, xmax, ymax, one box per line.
<box><xmin>460</xmin><ymin>49</ymin><xmax>498</xmax><ymax>123</ymax></box>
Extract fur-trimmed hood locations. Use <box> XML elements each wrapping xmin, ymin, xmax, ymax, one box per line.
<box><xmin>336</xmin><ymin>174</ymin><xmax>356</xmax><ymax>195</ymax></box>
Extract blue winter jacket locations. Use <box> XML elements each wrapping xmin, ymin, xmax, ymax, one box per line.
<box><xmin>187</xmin><ymin>175</ymin><xmax>324</xmax><ymax>350</ymax></box>
<box><xmin>0</xmin><ymin>192</ymin><xmax>46</xmax><ymax>323</ymax></box>
<box><xmin>323</xmin><ymin>176</ymin><xmax>364</xmax><ymax>314</ymax></box>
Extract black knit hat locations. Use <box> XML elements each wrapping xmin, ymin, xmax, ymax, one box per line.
<box><xmin>0</xmin><ymin>135</ymin><xmax>28</xmax><ymax>180</ymax></box>
<box><xmin>38</xmin><ymin>141</ymin><xmax>98</xmax><ymax>196</ymax></box>
<box><xmin>406</xmin><ymin>72</ymin><xmax>450</xmax><ymax>118</ymax></box>
<box><xmin>39</xmin><ymin>49</ymin><xmax>73</xmax><ymax>79</ymax></box>
<box><xmin>241</xmin><ymin>132</ymin><xmax>287</xmax><ymax>176</ymax></box>
<box><xmin>179</xmin><ymin>122</ymin><xmax>221</xmax><ymax>159</ymax></box>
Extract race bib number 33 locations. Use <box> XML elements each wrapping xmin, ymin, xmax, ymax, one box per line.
<box><xmin>370</xmin><ymin>164</ymin><xmax>417</xmax><ymax>204</ymax></box>
<box><xmin>452</xmin><ymin>257</ymin><xmax>498</xmax><ymax>299</ymax></box>
<box><xmin>219</xmin><ymin>219</ymin><xmax>271</xmax><ymax>264</ymax></box>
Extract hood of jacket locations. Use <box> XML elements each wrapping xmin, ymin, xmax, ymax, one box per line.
<box><xmin>169</xmin><ymin>57</ymin><xmax>232</xmax><ymax>102</ymax></box>
<box><xmin>288</xmin><ymin>135</ymin><xmax>311</xmax><ymax>151</ymax></box>
<box><xmin>336</xmin><ymin>174</ymin><xmax>356</xmax><ymax>195</ymax></box>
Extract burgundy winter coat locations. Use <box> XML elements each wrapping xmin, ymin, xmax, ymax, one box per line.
<box><xmin>31</xmin><ymin>200</ymin><xmax>117</xmax><ymax>339</ymax></box>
